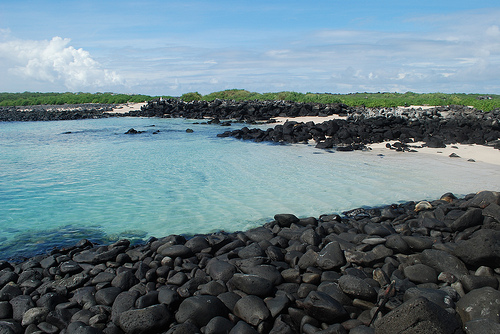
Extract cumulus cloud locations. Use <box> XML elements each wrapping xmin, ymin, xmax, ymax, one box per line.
<box><xmin>0</xmin><ymin>36</ymin><xmax>122</xmax><ymax>90</ymax></box>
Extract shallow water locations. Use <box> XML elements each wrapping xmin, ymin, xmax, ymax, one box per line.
<box><xmin>1</xmin><ymin>117</ymin><xmax>499</xmax><ymax>260</ymax></box>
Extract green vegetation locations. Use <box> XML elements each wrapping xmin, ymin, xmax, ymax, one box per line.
<box><xmin>0</xmin><ymin>92</ymin><xmax>158</xmax><ymax>107</ymax></box>
<box><xmin>180</xmin><ymin>92</ymin><xmax>203</xmax><ymax>101</ymax></box>
<box><xmin>190</xmin><ymin>89</ymin><xmax>500</xmax><ymax>111</ymax></box>
<box><xmin>1</xmin><ymin>90</ymin><xmax>499</xmax><ymax>111</ymax></box>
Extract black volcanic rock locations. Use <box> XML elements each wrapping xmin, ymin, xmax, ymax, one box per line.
<box><xmin>0</xmin><ymin>191</ymin><xmax>498</xmax><ymax>333</ymax></box>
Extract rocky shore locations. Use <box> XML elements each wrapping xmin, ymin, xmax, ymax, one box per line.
<box><xmin>1</xmin><ymin>191</ymin><xmax>500</xmax><ymax>333</ymax></box>
<box><xmin>2</xmin><ymin>99</ymin><xmax>499</xmax><ymax>153</ymax></box>
<box><xmin>135</xmin><ymin>99</ymin><xmax>500</xmax><ymax>151</ymax></box>
<box><xmin>0</xmin><ymin>104</ymin><xmax>119</xmax><ymax>122</ymax></box>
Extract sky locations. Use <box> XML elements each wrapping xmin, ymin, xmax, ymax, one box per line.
<box><xmin>0</xmin><ymin>0</ymin><xmax>499</xmax><ymax>96</ymax></box>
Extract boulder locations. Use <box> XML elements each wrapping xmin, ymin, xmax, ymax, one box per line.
<box><xmin>175</xmin><ymin>295</ymin><xmax>228</xmax><ymax>328</ymax></box>
<box><xmin>454</xmin><ymin>229</ymin><xmax>500</xmax><ymax>267</ymax></box>
<box><xmin>456</xmin><ymin>287</ymin><xmax>500</xmax><ymax>324</ymax></box>
<box><xmin>375</xmin><ymin>297</ymin><xmax>462</xmax><ymax>334</ymax></box>
<box><xmin>118</xmin><ymin>304</ymin><xmax>171</xmax><ymax>334</ymax></box>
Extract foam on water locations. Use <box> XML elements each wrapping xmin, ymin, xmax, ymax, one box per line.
<box><xmin>1</xmin><ymin>117</ymin><xmax>499</xmax><ymax>260</ymax></box>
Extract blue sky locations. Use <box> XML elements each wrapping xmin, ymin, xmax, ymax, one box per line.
<box><xmin>1</xmin><ymin>1</ymin><xmax>499</xmax><ymax>95</ymax></box>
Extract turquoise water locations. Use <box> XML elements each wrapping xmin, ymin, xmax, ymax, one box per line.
<box><xmin>1</xmin><ymin>117</ymin><xmax>499</xmax><ymax>260</ymax></box>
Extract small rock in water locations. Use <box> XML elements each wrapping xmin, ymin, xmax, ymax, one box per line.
<box><xmin>449</xmin><ymin>152</ymin><xmax>460</xmax><ymax>158</ymax></box>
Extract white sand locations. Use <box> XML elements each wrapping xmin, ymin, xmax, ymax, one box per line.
<box><xmin>368</xmin><ymin>141</ymin><xmax>500</xmax><ymax>166</ymax></box>
<box><xmin>268</xmin><ymin>114</ymin><xmax>499</xmax><ymax>166</ymax></box>
<box><xmin>109</xmin><ymin>102</ymin><xmax>147</xmax><ymax>114</ymax></box>
<box><xmin>272</xmin><ymin>115</ymin><xmax>347</xmax><ymax>124</ymax></box>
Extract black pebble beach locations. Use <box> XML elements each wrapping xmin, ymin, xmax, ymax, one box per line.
<box><xmin>1</xmin><ymin>100</ymin><xmax>500</xmax><ymax>333</ymax></box>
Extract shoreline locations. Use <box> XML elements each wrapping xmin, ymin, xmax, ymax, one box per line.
<box><xmin>368</xmin><ymin>141</ymin><xmax>500</xmax><ymax>166</ymax></box>
<box><xmin>0</xmin><ymin>101</ymin><xmax>499</xmax><ymax>332</ymax></box>
<box><xmin>0</xmin><ymin>191</ymin><xmax>499</xmax><ymax>333</ymax></box>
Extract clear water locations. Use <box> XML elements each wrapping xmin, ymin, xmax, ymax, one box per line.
<box><xmin>1</xmin><ymin>117</ymin><xmax>499</xmax><ymax>260</ymax></box>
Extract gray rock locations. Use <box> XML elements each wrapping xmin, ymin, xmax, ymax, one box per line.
<box><xmin>317</xmin><ymin>282</ymin><xmax>352</xmax><ymax>306</ymax></box>
<box><xmin>238</xmin><ymin>243</ymin><xmax>264</xmax><ymax>259</ymax></box>
<box><xmin>269</xmin><ymin>316</ymin><xmax>295</xmax><ymax>334</ymax></box>
<box><xmin>338</xmin><ymin>275</ymin><xmax>377</xmax><ymax>302</ymax></box>
<box><xmin>184</xmin><ymin>236</ymin><xmax>210</xmax><ymax>253</ymax></box>
<box><xmin>300</xmin><ymin>291</ymin><xmax>348</xmax><ymax>324</ymax></box>
<box><xmin>364</xmin><ymin>223</ymin><xmax>392</xmax><ymax>237</ymax></box>
<box><xmin>234</xmin><ymin>295</ymin><xmax>270</xmax><ymax>326</ymax></box>
<box><xmin>167</xmin><ymin>272</ymin><xmax>188</xmax><ymax>286</ymax></box>
<box><xmin>466</xmin><ymin>191</ymin><xmax>500</xmax><ymax>208</ymax></box>
<box><xmin>240</xmin><ymin>265</ymin><xmax>282</xmax><ymax>285</ymax></box>
<box><xmin>297</xmin><ymin>249</ymin><xmax>319</xmax><ymax>270</ymax></box>
<box><xmin>274</xmin><ymin>214</ymin><xmax>300</xmax><ymax>227</ymax></box>
<box><xmin>157</xmin><ymin>244</ymin><xmax>192</xmax><ymax>258</ymax></box>
<box><xmin>205</xmin><ymin>316</ymin><xmax>234</xmax><ymax>334</ymax></box>
<box><xmin>91</xmin><ymin>272</ymin><xmax>116</xmax><ymax>285</ymax></box>
<box><xmin>111</xmin><ymin>291</ymin><xmax>140</xmax><ymax>326</ymax></box>
<box><xmin>165</xmin><ymin>322</ymin><xmax>200</xmax><ymax>334</ymax></box>
<box><xmin>456</xmin><ymin>287</ymin><xmax>500</xmax><ymax>324</ymax></box>
<box><xmin>21</xmin><ymin>306</ymin><xmax>49</xmax><ymax>326</ymax></box>
<box><xmin>265</xmin><ymin>295</ymin><xmax>290</xmax><ymax>318</ymax></box>
<box><xmin>464</xmin><ymin>318</ymin><xmax>500</xmax><ymax>334</ymax></box>
<box><xmin>449</xmin><ymin>208</ymin><xmax>483</xmax><ymax>232</ymax></box>
<box><xmin>111</xmin><ymin>271</ymin><xmax>138</xmax><ymax>291</ymax></box>
<box><xmin>349</xmin><ymin>326</ymin><xmax>373</xmax><ymax>334</ymax></box>
<box><xmin>454</xmin><ymin>229</ymin><xmax>500</xmax><ymax>267</ymax></box>
<box><xmin>229</xmin><ymin>321</ymin><xmax>259</xmax><ymax>334</ymax></box>
<box><xmin>461</xmin><ymin>275</ymin><xmax>499</xmax><ymax>292</ymax></box>
<box><xmin>0</xmin><ymin>302</ymin><xmax>12</xmax><ymax>319</ymax></box>
<box><xmin>67</xmin><ymin>321</ymin><xmax>102</xmax><ymax>334</ymax></box>
<box><xmin>59</xmin><ymin>261</ymin><xmax>83</xmax><ymax>274</ymax></box>
<box><xmin>207</xmin><ymin>260</ymin><xmax>237</xmax><ymax>282</ymax></box>
<box><xmin>157</xmin><ymin>288</ymin><xmax>180</xmax><ymax>306</ymax></box>
<box><xmin>118</xmin><ymin>304</ymin><xmax>171</xmax><ymax>334</ymax></box>
<box><xmin>403</xmin><ymin>264</ymin><xmax>437</xmax><ymax>284</ymax></box>
<box><xmin>245</xmin><ymin>227</ymin><xmax>274</xmax><ymax>243</ymax></box>
<box><xmin>228</xmin><ymin>274</ymin><xmax>274</xmax><ymax>297</ymax></box>
<box><xmin>420</xmin><ymin>249</ymin><xmax>469</xmax><ymax>278</ymax></box>
<box><xmin>403</xmin><ymin>287</ymin><xmax>455</xmax><ymax>309</ymax></box>
<box><xmin>95</xmin><ymin>287</ymin><xmax>122</xmax><ymax>306</ymax></box>
<box><xmin>300</xmin><ymin>229</ymin><xmax>321</xmax><ymax>246</ymax></box>
<box><xmin>316</xmin><ymin>241</ymin><xmax>346</xmax><ymax>270</ymax></box>
<box><xmin>175</xmin><ymin>295</ymin><xmax>228</xmax><ymax>328</ymax></box>
<box><xmin>46</xmin><ymin>308</ymin><xmax>78</xmax><ymax>330</ymax></box>
<box><xmin>483</xmin><ymin>203</ymin><xmax>500</xmax><ymax>222</ymax></box>
<box><xmin>401</xmin><ymin>236</ymin><xmax>434</xmax><ymax>251</ymax></box>
<box><xmin>344</xmin><ymin>245</ymin><xmax>392</xmax><ymax>267</ymax></box>
<box><xmin>198</xmin><ymin>280</ymin><xmax>227</xmax><ymax>296</ymax></box>
<box><xmin>9</xmin><ymin>295</ymin><xmax>34</xmax><ymax>322</ymax></box>
<box><xmin>49</xmin><ymin>273</ymin><xmax>89</xmax><ymax>291</ymax></box>
<box><xmin>135</xmin><ymin>291</ymin><xmax>159</xmax><ymax>309</ymax></box>
<box><xmin>375</xmin><ymin>297</ymin><xmax>462</xmax><ymax>334</ymax></box>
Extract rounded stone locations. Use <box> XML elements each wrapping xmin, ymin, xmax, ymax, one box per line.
<box><xmin>175</xmin><ymin>295</ymin><xmax>228</xmax><ymax>328</ymax></box>
<box><xmin>234</xmin><ymin>295</ymin><xmax>270</xmax><ymax>326</ymax></box>
<box><xmin>403</xmin><ymin>264</ymin><xmax>438</xmax><ymax>284</ymax></box>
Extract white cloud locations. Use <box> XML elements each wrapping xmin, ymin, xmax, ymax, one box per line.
<box><xmin>0</xmin><ymin>36</ymin><xmax>122</xmax><ymax>91</ymax></box>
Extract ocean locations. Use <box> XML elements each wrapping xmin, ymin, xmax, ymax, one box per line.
<box><xmin>0</xmin><ymin>117</ymin><xmax>498</xmax><ymax>260</ymax></box>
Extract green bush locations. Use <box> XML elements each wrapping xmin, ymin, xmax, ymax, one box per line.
<box><xmin>180</xmin><ymin>92</ymin><xmax>203</xmax><ymax>101</ymax></box>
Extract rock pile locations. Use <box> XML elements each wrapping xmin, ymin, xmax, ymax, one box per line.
<box><xmin>129</xmin><ymin>99</ymin><xmax>351</xmax><ymax>122</ymax></box>
<box><xmin>0</xmin><ymin>105</ymin><xmax>116</xmax><ymax>122</ymax></box>
<box><xmin>1</xmin><ymin>191</ymin><xmax>500</xmax><ymax>333</ymax></box>
<box><xmin>218</xmin><ymin>107</ymin><xmax>500</xmax><ymax>151</ymax></box>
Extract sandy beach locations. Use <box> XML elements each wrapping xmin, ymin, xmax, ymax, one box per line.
<box><xmin>368</xmin><ymin>141</ymin><xmax>500</xmax><ymax>166</ymax></box>
<box><xmin>267</xmin><ymin>114</ymin><xmax>500</xmax><ymax>166</ymax></box>
<box><xmin>272</xmin><ymin>114</ymin><xmax>347</xmax><ymax>124</ymax></box>
<box><xmin>109</xmin><ymin>102</ymin><xmax>147</xmax><ymax>114</ymax></box>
